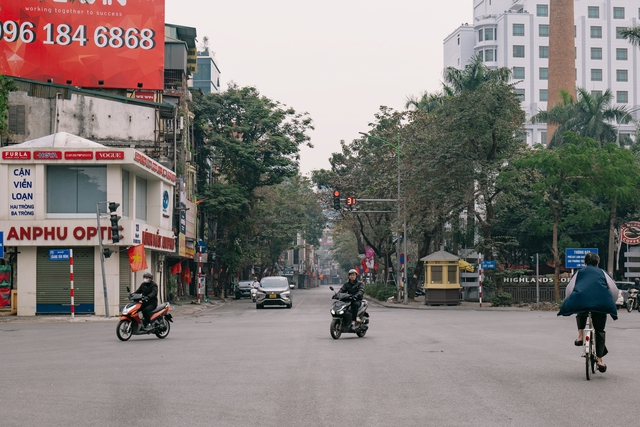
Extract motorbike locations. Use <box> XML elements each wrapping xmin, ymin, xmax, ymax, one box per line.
<box><xmin>329</xmin><ymin>286</ymin><xmax>369</xmax><ymax>339</ymax></box>
<box><xmin>627</xmin><ymin>288</ymin><xmax>639</xmax><ymax>313</ymax></box>
<box><xmin>117</xmin><ymin>289</ymin><xmax>173</xmax><ymax>341</ymax></box>
<box><xmin>251</xmin><ymin>286</ymin><xmax>258</xmax><ymax>303</ymax></box>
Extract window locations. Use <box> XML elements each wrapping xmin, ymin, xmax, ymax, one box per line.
<box><xmin>8</xmin><ymin>105</ymin><xmax>25</xmax><ymax>135</ymax></box>
<box><xmin>513</xmin><ymin>23</ymin><xmax>525</xmax><ymax>36</ymax></box>
<box><xmin>515</xmin><ymin>89</ymin><xmax>525</xmax><ymax>101</ymax></box>
<box><xmin>539</xmin><ymin>46</ymin><xmax>549</xmax><ymax>58</ymax></box>
<box><xmin>617</xmin><ymin>69</ymin><xmax>628</xmax><ymax>82</ymax></box>
<box><xmin>590</xmin><ymin>47</ymin><xmax>602</xmax><ymax>60</ymax></box>
<box><xmin>591</xmin><ymin>90</ymin><xmax>603</xmax><ymax>97</ymax></box>
<box><xmin>591</xmin><ymin>69</ymin><xmax>603</xmax><ymax>81</ymax></box>
<box><xmin>513</xmin><ymin>67</ymin><xmax>525</xmax><ymax>80</ymax></box>
<box><xmin>617</xmin><ymin>48</ymin><xmax>628</xmax><ymax>60</ymax></box>
<box><xmin>588</xmin><ymin>6</ymin><xmax>599</xmax><ymax>18</ymax></box>
<box><xmin>617</xmin><ymin>27</ymin><xmax>626</xmax><ymax>39</ymax></box>
<box><xmin>513</xmin><ymin>45</ymin><xmax>525</xmax><ymax>58</ymax></box>
<box><xmin>485</xmin><ymin>27</ymin><xmax>494</xmax><ymax>41</ymax></box>
<box><xmin>540</xmin><ymin>89</ymin><xmax>548</xmax><ymax>102</ymax></box>
<box><xmin>122</xmin><ymin>170</ymin><xmax>129</xmax><ymax>217</ymax></box>
<box><xmin>431</xmin><ymin>266</ymin><xmax>443</xmax><ymax>284</ymax></box>
<box><xmin>539</xmin><ymin>24</ymin><xmax>549</xmax><ymax>37</ymax></box>
<box><xmin>539</xmin><ymin>67</ymin><xmax>548</xmax><ymax>80</ymax></box>
<box><xmin>478</xmin><ymin>29</ymin><xmax>483</xmax><ymax>42</ymax></box>
<box><xmin>135</xmin><ymin>176</ymin><xmax>147</xmax><ymax>221</ymax></box>
<box><xmin>590</xmin><ymin>26</ymin><xmax>602</xmax><ymax>38</ymax></box>
<box><xmin>447</xmin><ymin>266</ymin><xmax>458</xmax><ymax>284</ymax></box>
<box><xmin>478</xmin><ymin>50</ymin><xmax>484</xmax><ymax>61</ymax></box>
<box><xmin>541</xmin><ymin>132</ymin><xmax>547</xmax><ymax>145</ymax></box>
<box><xmin>537</xmin><ymin>4</ymin><xmax>548</xmax><ymax>17</ymax></box>
<box><xmin>47</xmin><ymin>166</ymin><xmax>106</xmax><ymax>215</ymax></box>
<box><xmin>484</xmin><ymin>49</ymin><xmax>494</xmax><ymax>62</ymax></box>
<box><xmin>457</xmin><ymin>34</ymin><xmax>460</xmax><ymax>45</ymax></box>
<box><xmin>617</xmin><ymin>91</ymin><xmax>628</xmax><ymax>104</ymax></box>
<box><xmin>613</xmin><ymin>7</ymin><xmax>625</xmax><ymax>19</ymax></box>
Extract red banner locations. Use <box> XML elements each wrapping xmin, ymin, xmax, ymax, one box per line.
<box><xmin>0</xmin><ymin>0</ymin><xmax>165</xmax><ymax>90</ymax></box>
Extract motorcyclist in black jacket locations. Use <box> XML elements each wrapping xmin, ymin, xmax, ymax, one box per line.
<box><xmin>339</xmin><ymin>269</ymin><xmax>365</xmax><ymax>329</ymax></box>
<box><xmin>135</xmin><ymin>272</ymin><xmax>158</xmax><ymax>330</ymax></box>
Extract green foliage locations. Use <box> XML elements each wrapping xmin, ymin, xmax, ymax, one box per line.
<box><xmin>364</xmin><ymin>283</ymin><xmax>397</xmax><ymax>301</ymax></box>
<box><xmin>490</xmin><ymin>292</ymin><xmax>513</xmax><ymax>307</ymax></box>
<box><xmin>0</xmin><ymin>75</ymin><xmax>18</xmax><ymax>137</ymax></box>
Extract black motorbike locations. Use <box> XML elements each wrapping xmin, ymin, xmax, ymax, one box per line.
<box><xmin>329</xmin><ymin>286</ymin><xmax>369</xmax><ymax>339</ymax></box>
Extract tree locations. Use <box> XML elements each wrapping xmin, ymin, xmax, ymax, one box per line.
<box><xmin>192</xmin><ymin>84</ymin><xmax>315</xmax><ymax>284</ymax></box>
<box><xmin>620</xmin><ymin>26</ymin><xmax>640</xmax><ymax>47</ymax></box>
<box><xmin>0</xmin><ymin>75</ymin><xmax>18</xmax><ymax>138</ymax></box>
<box><xmin>512</xmin><ymin>135</ymin><xmax>601</xmax><ymax>299</ymax></box>
<box><xmin>531</xmin><ymin>88</ymin><xmax>632</xmax><ymax>147</ymax></box>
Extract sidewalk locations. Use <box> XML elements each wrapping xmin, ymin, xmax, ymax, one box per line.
<box><xmin>0</xmin><ymin>296</ymin><xmax>228</xmax><ymax>324</ymax></box>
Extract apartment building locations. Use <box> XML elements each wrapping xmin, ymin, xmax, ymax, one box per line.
<box><xmin>444</xmin><ymin>0</ymin><xmax>639</xmax><ymax>146</ymax></box>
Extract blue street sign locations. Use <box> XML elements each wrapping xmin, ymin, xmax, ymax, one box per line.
<box><xmin>481</xmin><ymin>260</ymin><xmax>496</xmax><ymax>269</ymax></box>
<box><xmin>565</xmin><ymin>248</ymin><xmax>598</xmax><ymax>269</ymax></box>
<box><xmin>0</xmin><ymin>231</ymin><xmax>4</xmax><ymax>259</ymax></box>
<box><xmin>49</xmin><ymin>249</ymin><xmax>70</xmax><ymax>261</ymax></box>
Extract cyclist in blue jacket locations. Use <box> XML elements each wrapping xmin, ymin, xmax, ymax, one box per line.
<box><xmin>558</xmin><ymin>252</ymin><xmax>618</xmax><ymax>373</ymax></box>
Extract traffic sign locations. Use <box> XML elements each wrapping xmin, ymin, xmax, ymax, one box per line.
<box><xmin>49</xmin><ymin>249</ymin><xmax>70</xmax><ymax>261</ymax></box>
<box><xmin>565</xmin><ymin>248</ymin><xmax>598</xmax><ymax>269</ymax></box>
<box><xmin>481</xmin><ymin>260</ymin><xmax>496</xmax><ymax>269</ymax></box>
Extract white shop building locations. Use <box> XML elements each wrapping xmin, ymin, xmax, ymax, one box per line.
<box><xmin>0</xmin><ymin>132</ymin><xmax>177</xmax><ymax>316</ymax></box>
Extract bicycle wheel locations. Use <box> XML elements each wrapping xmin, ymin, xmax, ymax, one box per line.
<box><xmin>585</xmin><ymin>338</ymin><xmax>592</xmax><ymax>380</ymax></box>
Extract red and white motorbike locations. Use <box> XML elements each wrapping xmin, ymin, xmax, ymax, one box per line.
<box><xmin>116</xmin><ymin>291</ymin><xmax>173</xmax><ymax>341</ymax></box>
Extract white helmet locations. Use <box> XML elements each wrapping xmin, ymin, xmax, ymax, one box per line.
<box><xmin>348</xmin><ymin>269</ymin><xmax>358</xmax><ymax>275</ymax></box>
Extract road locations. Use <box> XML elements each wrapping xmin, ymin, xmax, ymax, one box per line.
<box><xmin>2</xmin><ymin>285</ymin><xmax>639</xmax><ymax>427</ymax></box>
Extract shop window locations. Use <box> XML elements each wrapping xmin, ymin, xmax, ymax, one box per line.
<box><xmin>431</xmin><ymin>266</ymin><xmax>443</xmax><ymax>284</ymax></box>
<box><xmin>136</xmin><ymin>176</ymin><xmax>147</xmax><ymax>221</ymax></box>
<box><xmin>447</xmin><ymin>266</ymin><xmax>458</xmax><ymax>284</ymax></box>
<box><xmin>47</xmin><ymin>166</ymin><xmax>106</xmax><ymax>215</ymax></box>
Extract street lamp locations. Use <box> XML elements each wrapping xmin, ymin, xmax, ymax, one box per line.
<box><xmin>358</xmin><ymin>131</ymin><xmax>408</xmax><ymax>305</ymax></box>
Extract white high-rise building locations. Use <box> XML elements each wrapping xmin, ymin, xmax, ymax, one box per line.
<box><xmin>443</xmin><ymin>0</ymin><xmax>639</xmax><ymax>146</ymax></box>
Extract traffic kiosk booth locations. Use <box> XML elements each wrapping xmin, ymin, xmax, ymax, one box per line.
<box><xmin>420</xmin><ymin>249</ymin><xmax>461</xmax><ymax>305</ymax></box>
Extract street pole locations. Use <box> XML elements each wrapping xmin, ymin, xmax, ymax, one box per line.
<box><xmin>96</xmin><ymin>202</ymin><xmax>110</xmax><ymax>317</ymax></box>
<box><xmin>536</xmin><ymin>253</ymin><xmax>540</xmax><ymax>309</ymax></box>
<box><xmin>478</xmin><ymin>254</ymin><xmax>483</xmax><ymax>308</ymax></box>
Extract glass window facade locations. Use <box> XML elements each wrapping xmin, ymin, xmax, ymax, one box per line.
<box><xmin>47</xmin><ymin>166</ymin><xmax>106</xmax><ymax>214</ymax></box>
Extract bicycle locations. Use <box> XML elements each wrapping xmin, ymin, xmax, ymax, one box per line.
<box><xmin>582</xmin><ymin>312</ymin><xmax>597</xmax><ymax>380</ymax></box>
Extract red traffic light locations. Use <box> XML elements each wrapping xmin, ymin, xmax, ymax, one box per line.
<box><xmin>333</xmin><ymin>190</ymin><xmax>340</xmax><ymax>197</ymax></box>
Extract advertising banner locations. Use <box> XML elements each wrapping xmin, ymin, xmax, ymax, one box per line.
<box><xmin>0</xmin><ymin>0</ymin><xmax>165</xmax><ymax>90</ymax></box>
<box><xmin>0</xmin><ymin>265</ymin><xmax>10</xmax><ymax>309</ymax></box>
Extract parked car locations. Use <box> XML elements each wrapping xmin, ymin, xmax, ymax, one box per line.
<box><xmin>615</xmin><ymin>281</ymin><xmax>636</xmax><ymax>308</ymax></box>
<box><xmin>256</xmin><ymin>276</ymin><xmax>294</xmax><ymax>309</ymax></box>
<box><xmin>235</xmin><ymin>280</ymin><xmax>254</xmax><ymax>299</ymax></box>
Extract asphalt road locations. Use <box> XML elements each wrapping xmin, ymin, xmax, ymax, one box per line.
<box><xmin>2</xmin><ymin>285</ymin><xmax>640</xmax><ymax>427</ymax></box>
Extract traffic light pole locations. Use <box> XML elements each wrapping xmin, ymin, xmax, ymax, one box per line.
<box><xmin>96</xmin><ymin>202</ymin><xmax>110</xmax><ymax>317</ymax></box>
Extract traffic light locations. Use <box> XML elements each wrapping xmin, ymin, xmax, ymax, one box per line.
<box><xmin>346</xmin><ymin>196</ymin><xmax>357</xmax><ymax>207</ymax></box>
<box><xmin>333</xmin><ymin>190</ymin><xmax>341</xmax><ymax>210</ymax></box>
<box><xmin>108</xmin><ymin>202</ymin><xmax>123</xmax><ymax>244</ymax></box>
<box><xmin>103</xmin><ymin>248</ymin><xmax>114</xmax><ymax>259</ymax></box>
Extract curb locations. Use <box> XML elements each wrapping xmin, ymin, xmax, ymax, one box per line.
<box><xmin>365</xmin><ymin>295</ymin><xmax>530</xmax><ymax>312</ymax></box>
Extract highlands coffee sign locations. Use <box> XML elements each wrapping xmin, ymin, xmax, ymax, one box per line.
<box><xmin>621</xmin><ymin>222</ymin><xmax>640</xmax><ymax>245</ymax></box>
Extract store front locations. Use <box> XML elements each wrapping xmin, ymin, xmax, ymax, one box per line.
<box><xmin>0</xmin><ymin>132</ymin><xmax>177</xmax><ymax>316</ymax></box>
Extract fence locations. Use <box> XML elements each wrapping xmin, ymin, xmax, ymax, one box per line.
<box><xmin>502</xmin><ymin>286</ymin><xmax>567</xmax><ymax>303</ymax></box>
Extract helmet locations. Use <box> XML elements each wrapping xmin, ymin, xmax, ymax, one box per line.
<box><xmin>348</xmin><ymin>269</ymin><xmax>358</xmax><ymax>275</ymax></box>
<box><xmin>143</xmin><ymin>272</ymin><xmax>153</xmax><ymax>279</ymax></box>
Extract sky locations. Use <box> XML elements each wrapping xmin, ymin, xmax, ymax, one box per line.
<box><xmin>165</xmin><ymin>0</ymin><xmax>474</xmax><ymax>176</ymax></box>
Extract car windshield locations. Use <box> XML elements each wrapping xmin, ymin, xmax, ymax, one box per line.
<box><xmin>260</xmin><ymin>278</ymin><xmax>288</xmax><ymax>288</ymax></box>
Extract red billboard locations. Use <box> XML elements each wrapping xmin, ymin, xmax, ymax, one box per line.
<box><xmin>0</xmin><ymin>0</ymin><xmax>165</xmax><ymax>90</ymax></box>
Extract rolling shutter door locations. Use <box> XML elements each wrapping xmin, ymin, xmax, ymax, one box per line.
<box><xmin>36</xmin><ymin>247</ymin><xmax>95</xmax><ymax>314</ymax></box>
<box><xmin>119</xmin><ymin>250</ymin><xmax>131</xmax><ymax>307</ymax></box>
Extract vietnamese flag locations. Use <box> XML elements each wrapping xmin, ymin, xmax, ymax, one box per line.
<box><xmin>128</xmin><ymin>244</ymin><xmax>148</xmax><ymax>272</ymax></box>
<box><xmin>170</xmin><ymin>262</ymin><xmax>182</xmax><ymax>275</ymax></box>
